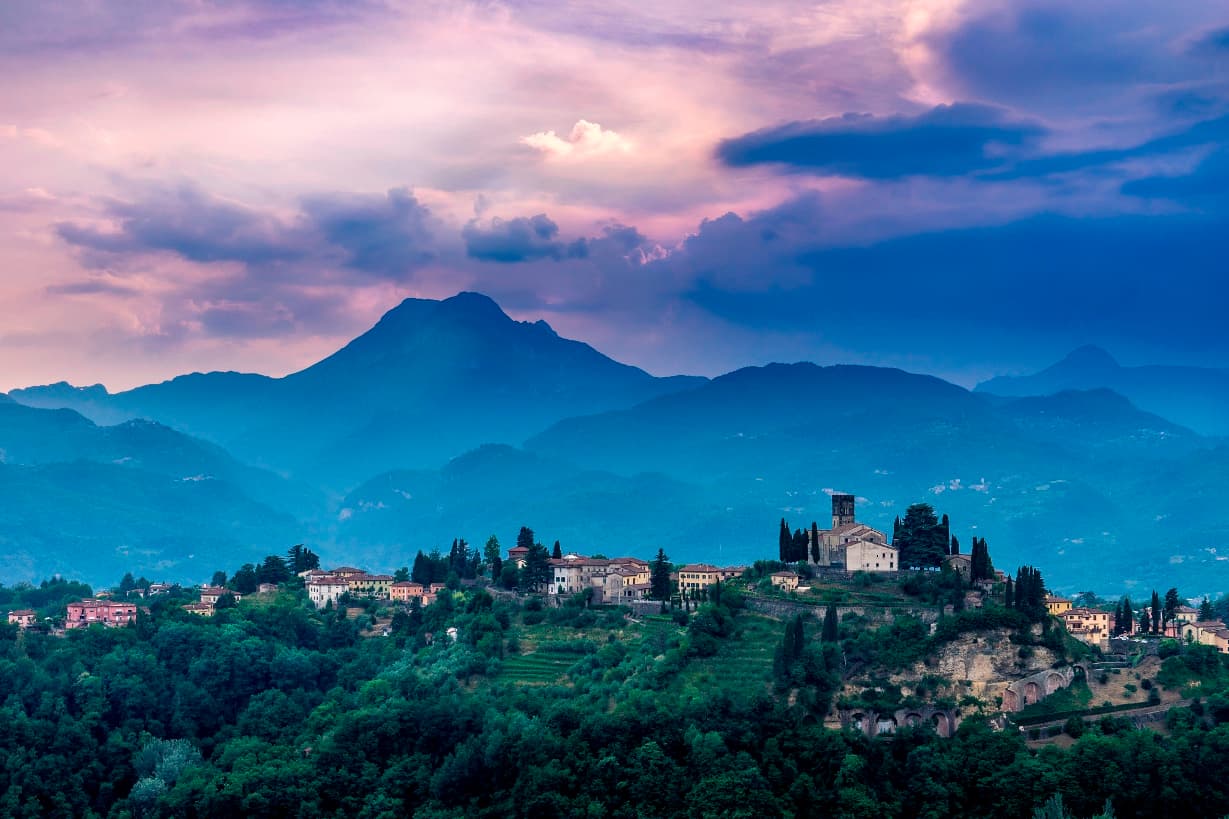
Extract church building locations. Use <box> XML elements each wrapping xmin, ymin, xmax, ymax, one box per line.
<box><xmin>808</xmin><ymin>494</ymin><xmax>894</xmax><ymax>572</ymax></box>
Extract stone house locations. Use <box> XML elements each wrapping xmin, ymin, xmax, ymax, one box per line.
<box><xmin>770</xmin><ymin>571</ymin><xmax>799</xmax><ymax>591</ymax></box>
<box><xmin>845</xmin><ymin>541</ymin><xmax>897</xmax><ymax>573</ymax></box>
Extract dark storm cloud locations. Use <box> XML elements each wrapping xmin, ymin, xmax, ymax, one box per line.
<box><xmin>55</xmin><ymin>184</ymin><xmax>435</xmax><ymax>278</ymax></box>
<box><xmin>301</xmin><ymin>187</ymin><xmax>435</xmax><ymax>277</ymax></box>
<box><xmin>674</xmin><ymin>201</ymin><xmax>1229</xmax><ymax>365</ymax></box>
<box><xmin>717</xmin><ymin>104</ymin><xmax>1044</xmax><ymax>179</ymax></box>
<box><xmin>462</xmin><ymin>214</ymin><xmax>588</xmax><ymax>262</ymax></box>
<box><xmin>54</xmin><ymin>185</ymin><xmax>306</xmax><ymax>265</ymax></box>
<box><xmin>1190</xmin><ymin>26</ymin><xmax>1229</xmax><ymax>56</ymax></box>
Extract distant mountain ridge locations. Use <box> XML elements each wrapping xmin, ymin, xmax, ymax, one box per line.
<box><xmin>6</xmin><ymin>299</ymin><xmax>1229</xmax><ymax>596</ymax></box>
<box><xmin>976</xmin><ymin>345</ymin><xmax>1229</xmax><ymax>437</ymax></box>
<box><xmin>9</xmin><ymin>292</ymin><xmax>706</xmax><ymax>484</ymax></box>
<box><xmin>0</xmin><ymin>400</ymin><xmax>306</xmax><ymax>582</ymax></box>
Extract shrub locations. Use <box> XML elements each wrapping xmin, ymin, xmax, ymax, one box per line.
<box><xmin>1064</xmin><ymin>716</ymin><xmax>1085</xmax><ymax>738</ymax></box>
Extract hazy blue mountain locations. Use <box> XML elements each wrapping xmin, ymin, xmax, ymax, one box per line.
<box><xmin>0</xmin><ymin>397</ymin><xmax>322</xmax><ymax>517</ymax></box>
<box><xmin>976</xmin><ymin>345</ymin><xmax>1229</xmax><ymax>437</ymax></box>
<box><xmin>516</xmin><ymin>364</ymin><xmax>1222</xmax><ymax>595</ymax></box>
<box><xmin>0</xmin><ymin>399</ymin><xmax>306</xmax><ymax>584</ymax></box>
<box><xmin>0</xmin><ymin>460</ymin><xmax>300</xmax><ymax>587</ymax></box>
<box><xmin>8</xmin><ymin>292</ymin><xmax>705</xmax><ymax>484</ymax></box>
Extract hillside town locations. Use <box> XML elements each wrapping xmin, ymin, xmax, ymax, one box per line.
<box><xmin>8</xmin><ymin>494</ymin><xmax>1227</xmax><ymax>666</ymax></box>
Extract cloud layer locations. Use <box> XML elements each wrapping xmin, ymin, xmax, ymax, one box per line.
<box><xmin>3</xmin><ymin>0</ymin><xmax>1229</xmax><ymax>391</ymax></box>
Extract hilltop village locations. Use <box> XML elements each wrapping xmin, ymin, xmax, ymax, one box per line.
<box><xmin>9</xmin><ymin>495</ymin><xmax>1228</xmax><ymax>717</ymax></box>
<box><xmin>6</xmin><ymin>492</ymin><xmax>1229</xmax><ymax>816</ymax></box>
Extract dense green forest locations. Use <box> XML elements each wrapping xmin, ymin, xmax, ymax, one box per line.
<box><xmin>5</xmin><ymin>574</ymin><xmax>1229</xmax><ymax>818</ymax></box>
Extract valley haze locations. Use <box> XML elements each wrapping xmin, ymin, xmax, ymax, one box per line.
<box><xmin>4</xmin><ymin>292</ymin><xmax>1226</xmax><ymax>600</ymax></box>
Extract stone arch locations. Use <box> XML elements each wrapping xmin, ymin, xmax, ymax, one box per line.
<box><xmin>1003</xmin><ymin>688</ymin><xmax>1019</xmax><ymax>712</ymax></box>
<box><xmin>931</xmin><ymin>713</ymin><xmax>951</xmax><ymax>738</ymax></box>
<box><xmin>1023</xmin><ymin>681</ymin><xmax>1040</xmax><ymax>705</ymax></box>
<box><xmin>1045</xmin><ymin>672</ymin><xmax>1065</xmax><ymax>695</ymax></box>
<box><xmin>876</xmin><ymin>716</ymin><xmax>897</xmax><ymax>735</ymax></box>
<box><xmin>904</xmin><ymin>712</ymin><xmax>923</xmax><ymax>728</ymax></box>
<box><xmin>851</xmin><ymin>713</ymin><xmax>866</xmax><ymax>732</ymax></box>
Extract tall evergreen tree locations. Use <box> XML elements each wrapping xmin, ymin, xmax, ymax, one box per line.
<box><xmin>552</xmin><ymin>540</ymin><xmax>563</xmax><ymax>560</ymax></box>
<box><xmin>1151</xmin><ymin>590</ymin><xmax>1162</xmax><ymax>634</ymax></box>
<box><xmin>811</xmin><ymin>522</ymin><xmax>821</xmax><ymax>564</ymax></box>
<box><xmin>483</xmin><ymin>535</ymin><xmax>501</xmax><ymax>572</ymax></box>
<box><xmin>1164</xmin><ymin>587</ymin><xmax>1181</xmax><ymax>628</ymax></box>
<box><xmin>1200</xmin><ymin>597</ymin><xmax>1216</xmax><ymax>621</ymax></box>
<box><xmin>516</xmin><ymin>526</ymin><xmax>535</xmax><ymax>552</ymax></box>
<box><xmin>1121</xmin><ymin>596</ymin><xmax>1133</xmax><ymax>634</ymax></box>
<box><xmin>520</xmin><ymin>542</ymin><xmax>552</xmax><ymax>593</ymax></box>
<box><xmin>822</xmin><ymin>604</ymin><xmax>839</xmax><ymax>642</ymax></box>
<box><xmin>1004</xmin><ymin>577</ymin><xmax>1014</xmax><ymax>609</ymax></box>
<box><xmin>791</xmin><ymin>529</ymin><xmax>808</xmax><ymax>563</ymax></box>
<box><xmin>895</xmin><ymin>503</ymin><xmax>948</xmax><ymax>569</ymax></box>
<box><xmin>651</xmin><ymin>549</ymin><xmax>672</xmax><ymax>600</ymax></box>
<box><xmin>792</xmin><ymin>613</ymin><xmax>805</xmax><ymax>659</ymax></box>
<box><xmin>779</xmin><ymin>519</ymin><xmax>790</xmax><ymax>562</ymax></box>
<box><xmin>949</xmin><ymin>535</ymin><xmax>960</xmax><ymax>556</ymax></box>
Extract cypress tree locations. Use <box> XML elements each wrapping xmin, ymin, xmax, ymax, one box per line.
<box><xmin>950</xmin><ymin>535</ymin><xmax>960</xmax><ymax>556</ymax></box>
<box><xmin>552</xmin><ymin>540</ymin><xmax>563</xmax><ymax>560</ymax></box>
<box><xmin>792</xmin><ymin>613</ymin><xmax>805</xmax><ymax>659</ymax></box>
<box><xmin>651</xmin><ymin>549</ymin><xmax>671</xmax><ymax>600</ymax></box>
<box><xmin>1005</xmin><ymin>577</ymin><xmax>1014</xmax><ymax>609</ymax></box>
<box><xmin>1200</xmin><ymin>597</ymin><xmax>1216</xmax><ymax>621</ymax></box>
<box><xmin>1121</xmin><ymin>596</ymin><xmax>1132</xmax><ymax>634</ymax></box>
<box><xmin>779</xmin><ymin>519</ymin><xmax>790</xmax><ymax>562</ymax></box>
<box><xmin>1151</xmin><ymin>590</ymin><xmax>1162</xmax><ymax>634</ymax></box>
<box><xmin>822</xmin><ymin>604</ymin><xmax>839</xmax><ymax>642</ymax></box>
<box><xmin>811</xmin><ymin>521</ymin><xmax>821</xmax><ymax>564</ymax></box>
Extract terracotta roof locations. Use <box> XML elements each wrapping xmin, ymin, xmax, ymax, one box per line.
<box><xmin>9</xmin><ymin>609</ymin><xmax>36</xmax><ymax>616</ymax></box>
<box><xmin>771</xmin><ymin>571</ymin><xmax>799</xmax><ymax>578</ymax></box>
<box><xmin>309</xmin><ymin>577</ymin><xmax>349</xmax><ymax>586</ymax></box>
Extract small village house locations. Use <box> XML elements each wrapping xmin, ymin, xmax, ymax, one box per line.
<box><xmin>770</xmin><ymin>571</ymin><xmax>799</xmax><ymax>591</ymax></box>
<box><xmin>7</xmin><ymin>609</ymin><xmax>37</xmax><ymax>628</ymax></box>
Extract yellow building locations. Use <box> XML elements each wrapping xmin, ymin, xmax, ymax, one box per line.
<box><xmin>1061</xmin><ymin>608</ymin><xmax>1110</xmax><ymax>647</ymax></box>
<box><xmin>346</xmin><ymin>574</ymin><xmax>393</xmax><ymax>599</ymax></box>
<box><xmin>1045</xmin><ymin>596</ymin><xmax>1072</xmax><ymax>616</ymax></box>
<box><xmin>770</xmin><ymin>571</ymin><xmax>800</xmax><ymax>591</ymax></box>
<box><xmin>677</xmin><ymin>564</ymin><xmax>723</xmax><ymax>593</ymax></box>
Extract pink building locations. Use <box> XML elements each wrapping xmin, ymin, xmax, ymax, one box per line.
<box><xmin>7</xmin><ymin>609</ymin><xmax>37</xmax><ymax>628</ymax></box>
<box><xmin>390</xmin><ymin>581</ymin><xmax>425</xmax><ymax>602</ymax></box>
<box><xmin>65</xmin><ymin>600</ymin><xmax>137</xmax><ymax>629</ymax></box>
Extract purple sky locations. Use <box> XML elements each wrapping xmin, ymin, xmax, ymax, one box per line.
<box><xmin>3</xmin><ymin>0</ymin><xmax>1229</xmax><ymax>391</ymax></box>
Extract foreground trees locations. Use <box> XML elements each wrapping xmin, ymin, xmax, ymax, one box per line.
<box><xmin>3</xmin><ymin>573</ymin><xmax>1229</xmax><ymax>819</ymax></box>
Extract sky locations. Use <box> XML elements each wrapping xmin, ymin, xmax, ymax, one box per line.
<box><xmin>2</xmin><ymin>0</ymin><xmax>1229</xmax><ymax>392</ymax></box>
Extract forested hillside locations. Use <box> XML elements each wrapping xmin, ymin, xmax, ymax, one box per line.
<box><xmin>5</xmin><ymin>577</ymin><xmax>1229</xmax><ymax>818</ymax></box>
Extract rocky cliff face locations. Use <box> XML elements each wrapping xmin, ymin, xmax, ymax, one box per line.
<box><xmin>898</xmin><ymin>626</ymin><xmax>1062</xmax><ymax>705</ymax></box>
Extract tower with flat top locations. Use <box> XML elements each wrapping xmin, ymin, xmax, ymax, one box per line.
<box><xmin>831</xmin><ymin>494</ymin><xmax>856</xmax><ymax>529</ymax></box>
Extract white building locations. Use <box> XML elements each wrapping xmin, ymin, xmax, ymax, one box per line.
<box><xmin>844</xmin><ymin>540</ymin><xmax>898</xmax><ymax>573</ymax></box>
<box><xmin>307</xmin><ymin>576</ymin><xmax>349</xmax><ymax>608</ymax></box>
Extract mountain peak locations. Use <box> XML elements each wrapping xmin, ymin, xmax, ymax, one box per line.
<box><xmin>1054</xmin><ymin>345</ymin><xmax>1119</xmax><ymax>372</ymax></box>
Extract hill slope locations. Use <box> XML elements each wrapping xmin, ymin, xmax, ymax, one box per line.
<box><xmin>976</xmin><ymin>346</ymin><xmax>1229</xmax><ymax>437</ymax></box>
<box><xmin>9</xmin><ymin>292</ymin><xmax>705</xmax><ymax>484</ymax></box>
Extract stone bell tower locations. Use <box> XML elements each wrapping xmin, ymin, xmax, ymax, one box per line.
<box><xmin>831</xmin><ymin>494</ymin><xmax>856</xmax><ymax>529</ymax></box>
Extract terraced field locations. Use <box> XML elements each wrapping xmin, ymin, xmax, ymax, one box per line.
<box><xmin>679</xmin><ymin>613</ymin><xmax>780</xmax><ymax>694</ymax></box>
<box><xmin>497</xmin><ymin>647</ymin><xmax>585</xmax><ymax>685</ymax></box>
